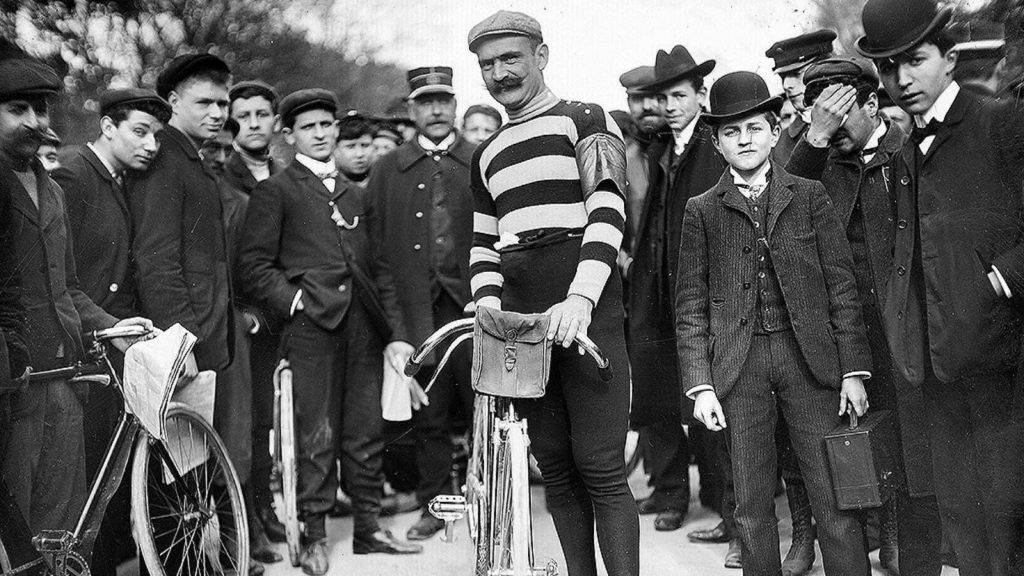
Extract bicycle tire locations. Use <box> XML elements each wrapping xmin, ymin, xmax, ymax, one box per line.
<box><xmin>275</xmin><ymin>364</ymin><xmax>302</xmax><ymax>567</ymax></box>
<box><xmin>0</xmin><ymin>538</ymin><xmax>10</xmax><ymax>573</ymax></box>
<box><xmin>467</xmin><ymin>396</ymin><xmax>492</xmax><ymax>576</ymax></box>
<box><xmin>129</xmin><ymin>404</ymin><xmax>248</xmax><ymax>576</ymax></box>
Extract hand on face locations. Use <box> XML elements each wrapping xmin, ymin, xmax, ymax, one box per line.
<box><xmin>805</xmin><ymin>84</ymin><xmax>858</xmax><ymax>148</ymax></box>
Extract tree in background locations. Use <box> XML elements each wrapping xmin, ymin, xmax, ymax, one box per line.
<box><xmin>0</xmin><ymin>0</ymin><xmax>407</xmax><ymax>145</ymax></box>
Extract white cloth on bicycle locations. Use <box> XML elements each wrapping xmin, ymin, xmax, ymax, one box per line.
<box><xmin>163</xmin><ymin>369</ymin><xmax>217</xmax><ymax>483</ymax></box>
<box><xmin>122</xmin><ymin>323</ymin><xmax>197</xmax><ymax>440</ymax></box>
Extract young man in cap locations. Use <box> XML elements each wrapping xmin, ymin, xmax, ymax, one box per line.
<box><xmin>677</xmin><ymin>70</ymin><xmax>872</xmax><ymax>576</ymax></box>
<box><xmin>766</xmin><ymin>30</ymin><xmax>837</xmax><ymax>164</ymax></box>
<box><xmin>0</xmin><ymin>57</ymin><xmax>153</xmax><ymax>548</ymax></box>
<box><xmin>621</xmin><ymin>45</ymin><xmax>726</xmax><ymax>535</ymax></box>
<box><xmin>786</xmin><ymin>56</ymin><xmax>942</xmax><ymax>576</ymax></box>
<box><xmin>468</xmin><ymin>10</ymin><xmax>639</xmax><ymax>575</ymax></box>
<box><xmin>239</xmin><ymin>88</ymin><xmax>423</xmax><ymax>574</ymax></box>
<box><xmin>225</xmin><ymin>80</ymin><xmax>280</xmax><ymax>195</ymax></box>
<box><xmin>334</xmin><ymin>113</ymin><xmax>375</xmax><ymax>188</ymax></box>
<box><xmin>53</xmin><ymin>87</ymin><xmax>170</xmax><ymax>576</ymax></box>
<box><xmin>366</xmin><ymin>65</ymin><xmax>477</xmax><ymax>541</ymax></box>
<box><xmin>857</xmin><ymin>0</ymin><xmax>1024</xmax><ymax>573</ymax></box>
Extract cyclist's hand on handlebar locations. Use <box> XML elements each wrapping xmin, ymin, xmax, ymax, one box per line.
<box><xmin>110</xmin><ymin>317</ymin><xmax>158</xmax><ymax>352</ymax></box>
<box><xmin>385</xmin><ymin>341</ymin><xmax>416</xmax><ymax>374</ymax></box>
<box><xmin>463</xmin><ymin>301</ymin><xmax>477</xmax><ymax>317</ymax></box>
<box><xmin>546</xmin><ymin>294</ymin><xmax>593</xmax><ymax>350</ymax></box>
<box><xmin>693</xmin><ymin>390</ymin><xmax>727</xmax><ymax>432</ymax></box>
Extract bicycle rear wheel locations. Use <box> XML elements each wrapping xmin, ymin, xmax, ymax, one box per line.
<box><xmin>466</xmin><ymin>396</ymin><xmax>492</xmax><ymax>576</ymax></box>
<box><xmin>130</xmin><ymin>405</ymin><xmax>248</xmax><ymax>576</ymax></box>
<box><xmin>273</xmin><ymin>361</ymin><xmax>301</xmax><ymax>567</ymax></box>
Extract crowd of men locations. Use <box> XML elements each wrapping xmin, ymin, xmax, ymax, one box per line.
<box><xmin>1</xmin><ymin>0</ymin><xmax>1024</xmax><ymax>575</ymax></box>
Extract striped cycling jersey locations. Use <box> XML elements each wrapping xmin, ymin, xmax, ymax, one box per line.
<box><xmin>469</xmin><ymin>94</ymin><xmax>627</xmax><ymax>308</ymax></box>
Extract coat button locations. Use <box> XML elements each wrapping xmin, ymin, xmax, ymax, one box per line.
<box><xmin>754</xmin><ymin>222</ymin><xmax>760</xmax><ymax>228</ymax></box>
<box><xmin>109</xmin><ymin>283</ymin><xmax>119</xmax><ymax>292</ymax></box>
<box><xmin>758</xmin><ymin>272</ymin><xmax>766</xmax><ymax>279</ymax></box>
<box><xmin>415</xmin><ymin>212</ymin><xmax>423</xmax><ymax>218</ymax></box>
<box><xmin>739</xmin><ymin>317</ymin><xmax>748</xmax><ymax>325</ymax></box>
<box><xmin>743</xmin><ymin>245</ymin><xmax>751</xmax><ymax>254</ymax></box>
<box><xmin>338</xmin><ymin>285</ymin><xmax>347</xmax><ymax>292</ymax></box>
<box><xmin>900</xmin><ymin>176</ymin><xmax>910</xmax><ymax>186</ymax></box>
<box><xmin>433</xmin><ymin>155</ymin><xmax>441</xmax><ymax>162</ymax></box>
<box><xmin>897</xmin><ymin>219</ymin><xmax>907</xmax><ymax>229</ymax></box>
<box><xmin>743</xmin><ymin>282</ymin><xmax>751</xmax><ymax>289</ymax></box>
<box><xmin>435</xmin><ymin>237</ymin><xmax>444</xmax><ymax>245</ymax></box>
<box><xmin>417</xmin><ymin>183</ymin><xmax>425</xmax><ymax>189</ymax></box>
<box><xmin>413</xmin><ymin>244</ymin><xmax>421</xmax><ymax>250</ymax></box>
<box><xmin>897</xmin><ymin>266</ymin><xmax>906</xmax><ymax>275</ymax></box>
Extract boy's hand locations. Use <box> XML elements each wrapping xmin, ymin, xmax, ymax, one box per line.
<box><xmin>693</xmin><ymin>390</ymin><xmax>727</xmax><ymax>432</ymax></box>
<box><xmin>805</xmin><ymin>84</ymin><xmax>858</xmax><ymax>148</ymax></box>
<box><xmin>839</xmin><ymin>376</ymin><xmax>869</xmax><ymax>417</ymax></box>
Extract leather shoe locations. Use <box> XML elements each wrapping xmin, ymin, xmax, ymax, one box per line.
<box><xmin>250</xmin><ymin>528</ymin><xmax>283</xmax><ymax>564</ymax></box>
<box><xmin>635</xmin><ymin>494</ymin><xmax>662</xmax><ymax>515</ymax></box>
<box><xmin>688</xmin><ymin>520</ymin><xmax>730</xmax><ymax>543</ymax></box>
<box><xmin>248</xmin><ymin>561</ymin><xmax>265</xmax><ymax>576</ymax></box>
<box><xmin>258</xmin><ymin>507</ymin><xmax>286</xmax><ymax>544</ymax></box>
<box><xmin>654</xmin><ymin>509</ymin><xmax>686</xmax><ymax>531</ymax></box>
<box><xmin>353</xmin><ymin>529</ymin><xmax>423</xmax><ymax>554</ymax></box>
<box><xmin>298</xmin><ymin>540</ymin><xmax>329</xmax><ymax>576</ymax></box>
<box><xmin>724</xmin><ymin>538</ymin><xmax>742</xmax><ymax>569</ymax></box>
<box><xmin>381</xmin><ymin>491</ymin><xmax>420</xmax><ymax>516</ymax></box>
<box><xmin>406</xmin><ymin>513</ymin><xmax>446</xmax><ymax>540</ymax></box>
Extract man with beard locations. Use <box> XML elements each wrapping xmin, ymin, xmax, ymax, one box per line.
<box><xmin>857</xmin><ymin>0</ymin><xmax>1024</xmax><ymax>572</ymax></box>
<box><xmin>786</xmin><ymin>57</ymin><xmax>942</xmax><ymax>576</ymax></box>
<box><xmin>617</xmin><ymin>65</ymin><xmax>663</xmax><ymax>254</ymax></box>
<box><xmin>766</xmin><ymin>30</ymin><xmax>836</xmax><ymax>164</ymax></box>
<box><xmin>53</xmin><ymin>88</ymin><xmax>170</xmax><ymax>576</ymax></box>
<box><xmin>0</xmin><ymin>56</ymin><xmax>153</xmax><ymax>550</ymax></box>
<box><xmin>468</xmin><ymin>11</ymin><xmax>639</xmax><ymax>575</ymax></box>
<box><xmin>367</xmin><ymin>66</ymin><xmax>476</xmax><ymax>541</ymax></box>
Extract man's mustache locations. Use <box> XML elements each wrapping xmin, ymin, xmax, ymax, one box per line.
<box><xmin>493</xmin><ymin>77</ymin><xmax>524</xmax><ymax>93</ymax></box>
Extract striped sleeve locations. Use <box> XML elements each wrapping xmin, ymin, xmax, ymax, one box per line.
<box><xmin>567</xmin><ymin>105</ymin><xmax>627</xmax><ymax>304</ymax></box>
<box><xmin>469</xmin><ymin>146</ymin><xmax>503</xmax><ymax>309</ymax></box>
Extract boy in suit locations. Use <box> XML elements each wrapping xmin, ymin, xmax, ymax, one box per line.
<box><xmin>239</xmin><ymin>89</ymin><xmax>422</xmax><ymax>575</ymax></box>
<box><xmin>675</xmin><ymin>71</ymin><xmax>872</xmax><ymax>576</ymax></box>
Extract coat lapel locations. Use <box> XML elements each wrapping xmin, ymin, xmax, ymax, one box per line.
<box><xmin>715</xmin><ymin>169</ymin><xmax>750</xmax><ymax>219</ymax></box>
<box><xmin>765</xmin><ymin>168</ymin><xmax>796</xmax><ymax>241</ymax></box>
<box><xmin>0</xmin><ymin>163</ymin><xmax>40</xmax><ymax>225</ymax></box>
<box><xmin>82</xmin><ymin>146</ymin><xmax>130</xmax><ymax>220</ymax></box>
<box><xmin>922</xmin><ymin>89</ymin><xmax>969</xmax><ymax>165</ymax></box>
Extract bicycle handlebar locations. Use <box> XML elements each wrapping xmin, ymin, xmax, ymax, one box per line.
<box><xmin>91</xmin><ymin>325</ymin><xmax>150</xmax><ymax>342</ymax></box>
<box><xmin>404</xmin><ymin>317</ymin><xmax>614</xmax><ymax>383</ymax></box>
<box><xmin>21</xmin><ymin>326</ymin><xmax>151</xmax><ymax>385</ymax></box>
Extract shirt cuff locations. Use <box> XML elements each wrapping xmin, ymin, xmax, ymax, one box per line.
<box><xmin>992</xmin><ymin>266</ymin><xmax>1013</xmax><ymax>298</ymax></box>
<box><xmin>477</xmin><ymin>296</ymin><xmax>502</xmax><ymax>310</ymax></box>
<box><xmin>685</xmin><ymin>384</ymin><xmax>715</xmax><ymax>399</ymax></box>
<box><xmin>249</xmin><ymin>314</ymin><xmax>261</xmax><ymax>334</ymax></box>
<box><xmin>843</xmin><ymin>371</ymin><xmax>871</xmax><ymax>380</ymax></box>
<box><xmin>290</xmin><ymin>289</ymin><xmax>303</xmax><ymax>316</ymax></box>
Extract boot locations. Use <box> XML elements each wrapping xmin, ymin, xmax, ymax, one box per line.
<box><xmin>782</xmin><ymin>480</ymin><xmax>816</xmax><ymax>576</ymax></box>
<box><xmin>879</xmin><ymin>499</ymin><xmax>900</xmax><ymax>576</ymax></box>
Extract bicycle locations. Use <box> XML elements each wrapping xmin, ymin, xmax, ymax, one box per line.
<box><xmin>405</xmin><ymin>318</ymin><xmax>612</xmax><ymax>576</ymax></box>
<box><xmin>270</xmin><ymin>360</ymin><xmax>301</xmax><ymax>567</ymax></box>
<box><xmin>0</xmin><ymin>325</ymin><xmax>249</xmax><ymax>576</ymax></box>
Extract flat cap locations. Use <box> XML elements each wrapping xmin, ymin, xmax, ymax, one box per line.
<box><xmin>468</xmin><ymin>10</ymin><xmax>543</xmax><ymax>52</ymax></box>
<box><xmin>766</xmin><ymin>30</ymin><xmax>837</xmax><ymax>75</ymax></box>
<box><xmin>228</xmin><ymin>80</ymin><xmax>279</xmax><ymax>106</ymax></box>
<box><xmin>0</xmin><ymin>58</ymin><xmax>62</xmax><ymax>102</ymax></box>
<box><xmin>98</xmin><ymin>88</ymin><xmax>171</xmax><ymax>123</ymax></box>
<box><xmin>279</xmin><ymin>88</ymin><xmax>337</xmax><ymax>122</ymax></box>
<box><xmin>619</xmin><ymin>66</ymin><xmax>657</xmax><ymax>95</ymax></box>
<box><xmin>156</xmin><ymin>53</ymin><xmax>230</xmax><ymax>99</ymax></box>
<box><xmin>407</xmin><ymin>66</ymin><xmax>455</xmax><ymax>100</ymax></box>
<box><xmin>802</xmin><ymin>57</ymin><xmax>879</xmax><ymax>107</ymax></box>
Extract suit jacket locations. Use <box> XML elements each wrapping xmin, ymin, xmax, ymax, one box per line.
<box><xmin>627</xmin><ymin>120</ymin><xmax>726</xmax><ymax>426</ymax></box>
<box><xmin>367</xmin><ymin>136</ymin><xmax>474</xmax><ymax>357</ymax></box>
<box><xmin>0</xmin><ymin>184</ymin><xmax>26</xmax><ymax>385</ymax></box>
<box><xmin>1</xmin><ymin>159</ymin><xmax>117</xmax><ymax>375</ymax></box>
<box><xmin>238</xmin><ymin>159</ymin><xmax>407</xmax><ymax>341</ymax></box>
<box><xmin>675</xmin><ymin>165</ymin><xmax>871</xmax><ymax>402</ymax></box>
<box><xmin>772</xmin><ymin>115</ymin><xmax>808</xmax><ymax>166</ymax></box>
<box><xmin>53</xmin><ymin>145</ymin><xmax>135</xmax><ymax>319</ymax></box>
<box><xmin>129</xmin><ymin>125</ymin><xmax>233</xmax><ymax>371</ymax></box>
<box><xmin>787</xmin><ymin>122</ymin><xmax>934</xmax><ymax>497</ymax></box>
<box><xmin>886</xmin><ymin>88</ymin><xmax>1024</xmax><ymax>384</ymax></box>
<box><xmin>222</xmin><ymin>150</ymin><xmax>278</xmax><ymax>196</ymax></box>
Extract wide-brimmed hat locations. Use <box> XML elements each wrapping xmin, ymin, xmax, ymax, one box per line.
<box><xmin>703</xmin><ymin>71</ymin><xmax>783</xmax><ymax>126</ymax></box>
<box><xmin>855</xmin><ymin>0</ymin><xmax>953</xmax><ymax>59</ymax></box>
<box><xmin>641</xmin><ymin>45</ymin><xmax>715</xmax><ymax>92</ymax></box>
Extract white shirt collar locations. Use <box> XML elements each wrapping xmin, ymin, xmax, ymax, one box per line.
<box><xmin>294</xmin><ymin>153</ymin><xmax>336</xmax><ymax>177</ymax></box>
<box><xmin>731</xmin><ymin>159</ymin><xmax>771</xmax><ymax>196</ymax></box>
<box><xmin>915</xmin><ymin>81</ymin><xmax>959</xmax><ymax>128</ymax></box>
<box><xmin>863</xmin><ymin>121</ymin><xmax>887</xmax><ymax>152</ymax></box>
<box><xmin>672</xmin><ymin>112</ymin><xmax>700</xmax><ymax>156</ymax></box>
<box><xmin>87</xmin><ymin>142</ymin><xmax>121</xmax><ymax>180</ymax></box>
<box><xmin>418</xmin><ymin>132</ymin><xmax>456</xmax><ymax>152</ymax></box>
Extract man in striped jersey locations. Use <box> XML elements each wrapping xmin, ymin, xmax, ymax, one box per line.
<box><xmin>467</xmin><ymin>11</ymin><xmax>639</xmax><ymax>576</ymax></box>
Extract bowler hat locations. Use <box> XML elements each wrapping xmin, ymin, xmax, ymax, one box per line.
<box><xmin>703</xmin><ymin>71</ymin><xmax>783</xmax><ymax>126</ymax></box>
<box><xmin>98</xmin><ymin>88</ymin><xmax>171</xmax><ymax>123</ymax></box>
<box><xmin>855</xmin><ymin>0</ymin><xmax>953</xmax><ymax>59</ymax></box>
<box><xmin>802</xmin><ymin>57</ymin><xmax>879</xmax><ymax>107</ymax></box>
<box><xmin>156</xmin><ymin>53</ymin><xmax>230</xmax><ymax>99</ymax></box>
<box><xmin>0</xmin><ymin>58</ymin><xmax>61</xmax><ymax>102</ymax></box>
<box><xmin>468</xmin><ymin>10</ymin><xmax>543</xmax><ymax>52</ymax></box>
<box><xmin>278</xmin><ymin>88</ymin><xmax>337</xmax><ymax>124</ymax></box>
<box><xmin>407</xmin><ymin>66</ymin><xmax>455</xmax><ymax>100</ymax></box>
<box><xmin>642</xmin><ymin>45</ymin><xmax>715</xmax><ymax>92</ymax></box>
<box><xmin>765</xmin><ymin>30</ymin><xmax>837</xmax><ymax>75</ymax></box>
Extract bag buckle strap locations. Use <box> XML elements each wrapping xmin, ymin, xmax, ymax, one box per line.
<box><xmin>503</xmin><ymin>329</ymin><xmax>518</xmax><ymax>372</ymax></box>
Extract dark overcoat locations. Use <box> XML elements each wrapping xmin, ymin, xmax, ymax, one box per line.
<box><xmin>675</xmin><ymin>165</ymin><xmax>871</xmax><ymax>405</ymax></box>
<box><xmin>53</xmin><ymin>145</ymin><xmax>135</xmax><ymax>319</ymax></box>
<box><xmin>221</xmin><ymin>150</ymin><xmax>278</xmax><ymax>196</ymax></box>
<box><xmin>129</xmin><ymin>126</ymin><xmax>233</xmax><ymax>371</ymax></box>
<box><xmin>787</xmin><ymin>121</ymin><xmax>933</xmax><ymax>496</ymax></box>
<box><xmin>366</xmin><ymin>136</ymin><xmax>474</xmax><ymax>358</ymax></box>
<box><xmin>885</xmin><ymin>89</ymin><xmax>1024</xmax><ymax>385</ymax></box>
<box><xmin>238</xmin><ymin>160</ymin><xmax>407</xmax><ymax>342</ymax></box>
<box><xmin>627</xmin><ymin>121</ymin><xmax>726</xmax><ymax>426</ymax></box>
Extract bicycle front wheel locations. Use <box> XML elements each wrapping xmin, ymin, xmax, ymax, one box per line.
<box><xmin>130</xmin><ymin>405</ymin><xmax>249</xmax><ymax>576</ymax></box>
<box><xmin>466</xmin><ymin>395</ymin><xmax>492</xmax><ymax>576</ymax></box>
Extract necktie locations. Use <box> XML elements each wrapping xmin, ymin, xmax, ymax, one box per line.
<box><xmin>738</xmin><ymin>183</ymin><xmax>765</xmax><ymax>201</ymax></box>
<box><xmin>910</xmin><ymin>120</ymin><xmax>940</xmax><ymax>145</ymax></box>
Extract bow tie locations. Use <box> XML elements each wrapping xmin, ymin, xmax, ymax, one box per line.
<box><xmin>316</xmin><ymin>170</ymin><xmax>339</xmax><ymax>181</ymax></box>
<box><xmin>910</xmin><ymin>120</ymin><xmax>940</xmax><ymax>144</ymax></box>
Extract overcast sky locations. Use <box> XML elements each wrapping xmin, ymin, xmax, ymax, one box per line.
<box><xmin>325</xmin><ymin>0</ymin><xmax>825</xmax><ymax>115</ymax></box>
